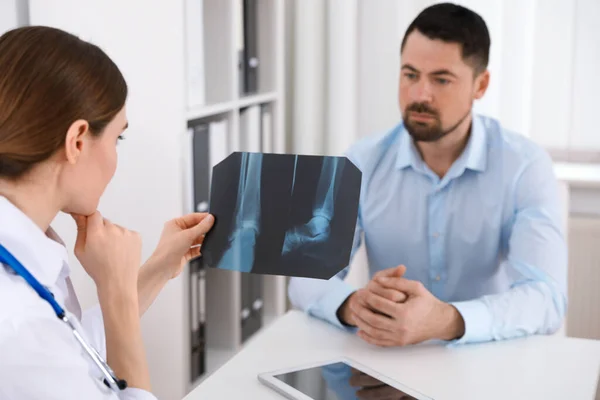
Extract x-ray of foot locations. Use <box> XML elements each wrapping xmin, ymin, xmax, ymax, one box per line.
<box><xmin>199</xmin><ymin>152</ymin><xmax>361</xmax><ymax>280</ymax></box>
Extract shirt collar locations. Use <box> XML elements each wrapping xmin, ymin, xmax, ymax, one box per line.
<box><xmin>395</xmin><ymin>114</ymin><xmax>488</xmax><ymax>173</ymax></box>
<box><xmin>395</xmin><ymin>125</ymin><xmax>424</xmax><ymax>171</ymax></box>
<box><xmin>0</xmin><ymin>196</ymin><xmax>69</xmax><ymax>288</ymax></box>
<box><xmin>463</xmin><ymin>115</ymin><xmax>487</xmax><ymax>172</ymax></box>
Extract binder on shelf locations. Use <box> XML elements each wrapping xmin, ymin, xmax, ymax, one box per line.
<box><xmin>184</xmin><ymin>0</ymin><xmax>206</xmax><ymax>108</ymax></box>
<box><xmin>241</xmin><ymin>273</ymin><xmax>263</xmax><ymax>342</ymax></box>
<box><xmin>190</xmin><ymin>258</ymin><xmax>205</xmax><ymax>379</ymax></box>
<box><xmin>242</xmin><ymin>0</ymin><xmax>259</xmax><ymax>94</ymax></box>
<box><xmin>192</xmin><ymin>123</ymin><xmax>210</xmax><ymax>212</ymax></box>
<box><xmin>235</xmin><ymin>0</ymin><xmax>246</xmax><ymax>96</ymax></box>
<box><xmin>198</xmin><ymin>265</ymin><xmax>206</xmax><ymax>373</ymax></box>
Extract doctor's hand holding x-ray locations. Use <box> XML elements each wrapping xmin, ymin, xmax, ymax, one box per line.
<box><xmin>67</xmin><ymin>209</ymin><xmax>214</xmax><ymax>391</ymax></box>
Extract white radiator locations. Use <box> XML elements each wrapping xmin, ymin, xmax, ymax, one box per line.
<box><xmin>566</xmin><ymin>216</ymin><xmax>600</xmax><ymax>340</ymax></box>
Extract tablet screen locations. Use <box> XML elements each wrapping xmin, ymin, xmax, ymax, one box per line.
<box><xmin>273</xmin><ymin>361</ymin><xmax>418</xmax><ymax>400</ymax></box>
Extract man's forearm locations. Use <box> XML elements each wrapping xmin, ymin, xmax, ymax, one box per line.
<box><xmin>450</xmin><ymin>280</ymin><xmax>565</xmax><ymax>344</ymax></box>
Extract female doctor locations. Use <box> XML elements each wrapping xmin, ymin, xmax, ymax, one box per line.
<box><xmin>0</xmin><ymin>26</ymin><xmax>214</xmax><ymax>399</ymax></box>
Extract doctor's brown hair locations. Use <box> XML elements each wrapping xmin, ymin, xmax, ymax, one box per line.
<box><xmin>0</xmin><ymin>26</ymin><xmax>127</xmax><ymax>180</ymax></box>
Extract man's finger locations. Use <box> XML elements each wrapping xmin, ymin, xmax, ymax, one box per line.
<box><xmin>352</xmin><ymin>305</ymin><xmax>395</xmax><ymax>335</ymax></box>
<box><xmin>367</xmin><ymin>280</ymin><xmax>407</xmax><ymax>303</ymax></box>
<box><xmin>372</xmin><ymin>265</ymin><xmax>407</xmax><ymax>281</ymax></box>
<box><xmin>359</xmin><ymin>291</ymin><xmax>402</xmax><ymax>320</ymax></box>
<box><xmin>354</xmin><ymin>291</ymin><xmax>394</xmax><ymax>319</ymax></box>
<box><xmin>376</xmin><ymin>276</ymin><xmax>425</xmax><ymax>296</ymax></box>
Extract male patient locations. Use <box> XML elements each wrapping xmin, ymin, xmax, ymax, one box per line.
<box><xmin>288</xmin><ymin>3</ymin><xmax>567</xmax><ymax>346</ymax></box>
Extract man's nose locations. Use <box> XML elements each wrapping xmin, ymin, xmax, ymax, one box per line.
<box><xmin>411</xmin><ymin>80</ymin><xmax>433</xmax><ymax>103</ymax></box>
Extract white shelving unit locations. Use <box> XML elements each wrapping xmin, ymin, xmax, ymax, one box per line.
<box><xmin>183</xmin><ymin>0</ymin><xmax>288</xmax><ymax>385</ymax></box>
<box><xmin>24</xmin><ymin>0</ymin><xmax>289</xmax><ymax>399</ymax></box>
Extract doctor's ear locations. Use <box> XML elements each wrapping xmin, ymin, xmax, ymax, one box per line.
<box><xmin>64</xmin><ymin>119</ymin><xmax>90</xmax><ymax>164</ymax></box>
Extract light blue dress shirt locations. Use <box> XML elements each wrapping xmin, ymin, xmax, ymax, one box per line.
<box><xmin>288</xmin><ymin>114</ymin><xmax>568</xmax><ymax>345</ymax></box>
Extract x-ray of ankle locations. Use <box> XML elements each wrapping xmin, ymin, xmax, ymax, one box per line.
<box><xmin>199</xmin><ymin>152</ymin><xmax>361</xmax><ymax>280</ymax></box>
<box><xmin>282</xmin><ymin>156</ymin><xmax>346</xmax><ymax>256</ymax></box>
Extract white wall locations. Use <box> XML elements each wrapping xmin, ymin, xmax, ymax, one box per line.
<box><xmin>530</xmin><ymin>0</ymin><xmax>575</xmax><ymax>149</ymax></box>
<box><xmin>0</xmin><ymin>0</ymin><xmax>28</xmax><ymax>33</ymax></box>
<box><xmin>569</xmin><ymin>0</ymin><xmax>600</xmax><ymax>151</ymax></box>
<box><xmin>29</xmin><ymin>1</ymin><xmax>190</xmax><ymax>399</ymax></box>
<box><xmin>356</xmin><ymin>0</ymin><xmax>405</xmax><ymax>139</ymax></box>
<box><xmin>291</xmin><ymin>1</ymin><xmax>327</xmax><ymax>155</ymax></box>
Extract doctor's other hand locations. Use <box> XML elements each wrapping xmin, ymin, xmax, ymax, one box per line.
<box><xmin>150</xmin><ymin>213</ymin><xmax>215</xmax><ymax>279</ymax></box>
<box><xmin>353</xmin><ymin>271</ymin><xmax>466</xmax><ymax>346</ymax></box>
<box><xmin>338</xmin><ymin>265</ymin><xmax>408</xmax><ymax>327</ymax></box>
<box><xmin>72</xmin><ymin>211</ymin><xmax>142</xmax><ymax>292</ymax></box>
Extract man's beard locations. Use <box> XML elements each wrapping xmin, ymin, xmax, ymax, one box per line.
<box><xmin>403</xmin><ymin>102</ymin><xmax>471</xmax><ymax>143</ymax></box>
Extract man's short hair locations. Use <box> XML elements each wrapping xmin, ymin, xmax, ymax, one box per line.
<box><xmin>400</xmin><ymin>3</ymin><xmax>491</xmax><ymax>75</ymax></box>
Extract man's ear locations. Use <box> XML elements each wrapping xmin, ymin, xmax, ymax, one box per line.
<box><xmin>474</xmin><ymin>69</ymin><xmax>490</xmax><ymax>100</ymax></box>
<box><xmin>64</xmin><ymin>120</ymin><xmax>90</xmax><ymax>164</ymax></box>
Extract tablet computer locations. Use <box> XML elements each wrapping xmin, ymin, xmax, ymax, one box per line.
<box><xmin>257</xmin><ymin>357</ymin><xmax>434</xmax><ymax>400</ymax></box>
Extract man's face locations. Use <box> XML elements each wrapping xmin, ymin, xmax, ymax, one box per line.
<box><xmin>399</xmin><ymin>30</ymin><xmax>488</xmax><ymax>142</ymax></box>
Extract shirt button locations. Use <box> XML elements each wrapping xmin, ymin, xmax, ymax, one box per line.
<box><xmin>435</xmin><ymin>275</ymin><xmax>441</xmax><ymax>281</ymax></box>
<box><xmin>432</xmin><ymin>232</ymin><xmax>440</xmax><ymax>238</ymax></box>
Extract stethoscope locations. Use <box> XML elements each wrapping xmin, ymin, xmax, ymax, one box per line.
<box><xmin>0</xmin><ymin>243</ymin><xmax>127</xmax><ymax>393</ymax></box>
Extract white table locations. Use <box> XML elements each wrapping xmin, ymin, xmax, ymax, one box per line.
<box><xmin>185</xmin><ymin>310</ymin><xmax>600</xmax><ymax>400</ymax></box>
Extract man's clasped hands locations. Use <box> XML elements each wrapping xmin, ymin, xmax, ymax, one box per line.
<box><xmin>338</xmin><ymin>265</ymin><xmax>466</xmax><ymax>347</ymax></box>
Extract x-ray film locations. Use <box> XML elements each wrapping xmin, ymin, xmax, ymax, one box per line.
<box><xmin>200</xmin><ymin>152</ymin><xmax>362</xmax><ymax>279</ymax></box>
